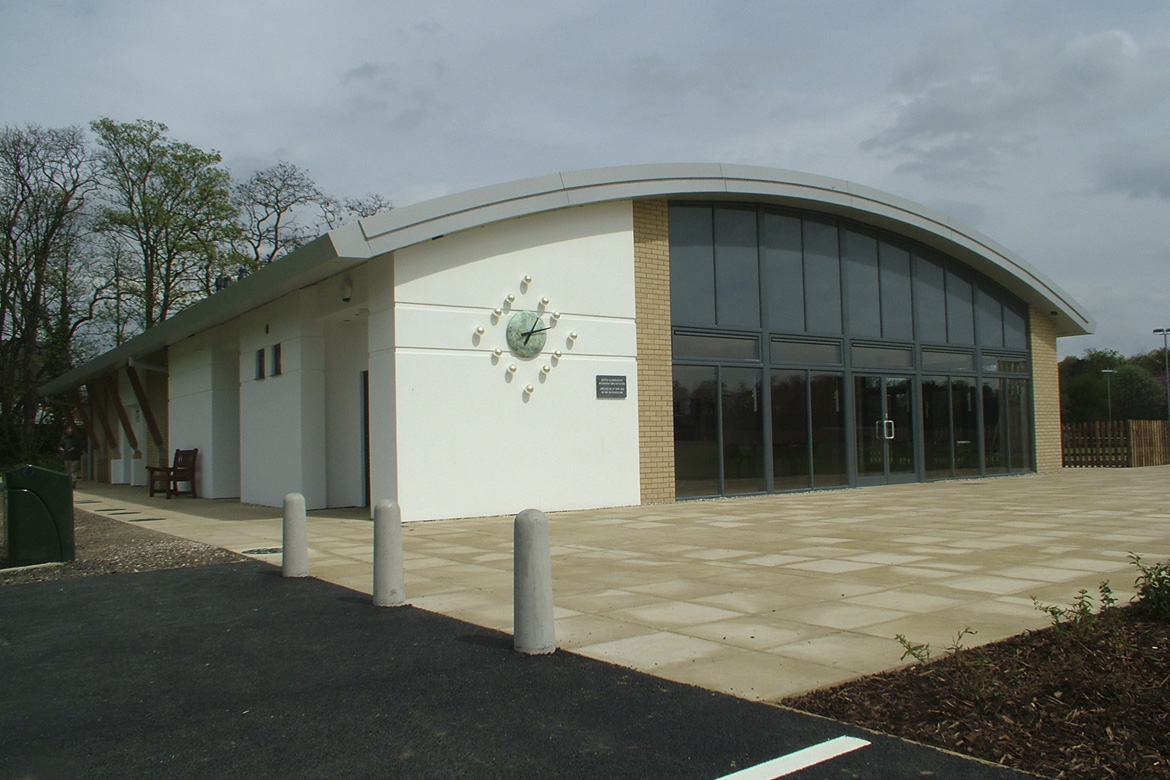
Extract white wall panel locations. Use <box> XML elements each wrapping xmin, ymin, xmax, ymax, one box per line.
<box><xmin>390</xmin><ymin>201</ymin><xmax>641</xmax><ymax>522</ymax></box>
<box><xmin>394</xmin><ymin>351</ymin><xmax>640</xmax><ymax>521</ymax></box>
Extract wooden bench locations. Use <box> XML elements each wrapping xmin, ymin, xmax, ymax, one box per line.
<box><xmin>147</xmin><ymin>448</ymin><xmax>198</xmax><ymax>499</ymax></box>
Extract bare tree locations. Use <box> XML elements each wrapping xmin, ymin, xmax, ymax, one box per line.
<box><xmin>319</xmin><ymin>192</ymin><xmax>393</xmax><ymax>230</ymax></box>
<box><xmin>234</xmin><ymin>160</ymin><xmax>324</xmax><ymax>266</ymax></box>
<box><xmin>0</xmin><ymin>123</ymin><xmax>98</xmax><ymax>461</ymax></box>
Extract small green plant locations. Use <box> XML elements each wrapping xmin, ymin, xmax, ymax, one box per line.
<box><xmin>1032</xmin><ymin>581</ymin><xmax>1115</xmax><ymax>642</ymax></box>
<box><xmin>895</xmin><ymin>626</ymin><xmax>976</xmax><ymax>665</ymax></box>
<box><xmin>946</xmin><ymin>626</ymin><xmax>977</xmax><ymax>656</ymax></box>
<box><xmin>895</xmin><ymin>633</ymin><xmax>932</xmax><ymax>664</ymax></box>
<box><xmin>1130</xmin><ymin>552</ymin><xmax>1170</xmax><ymax>621</ymax></box>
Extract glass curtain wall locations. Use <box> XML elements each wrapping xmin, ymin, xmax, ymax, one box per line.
<box><xmin>669</xmin><ymin>203</ymin><xmax>1034</xmax><ymax>499</ymax></box>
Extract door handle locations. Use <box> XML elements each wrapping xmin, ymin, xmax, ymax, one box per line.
<box><xmin>884</xmin><ymin>419</ymin><xmax>895</xmax><ymax>440</ymax></box>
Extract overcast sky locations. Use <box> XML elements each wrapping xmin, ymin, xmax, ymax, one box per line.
<box><xmin>3</xmin><ymin>0</ymin><xmax>1169</xmax><ymax>358</ymax></box>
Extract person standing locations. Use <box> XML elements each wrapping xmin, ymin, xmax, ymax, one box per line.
<box><xmin>58</xmin><ymin>424</ymin><xmax>85</xmax><ymax>487</ymax></box>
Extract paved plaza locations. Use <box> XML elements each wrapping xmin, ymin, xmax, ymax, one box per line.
<box><xmin>74</xmin><ymin>465</ymin><xmax>1170</xmax><ymax>701</ymax></box>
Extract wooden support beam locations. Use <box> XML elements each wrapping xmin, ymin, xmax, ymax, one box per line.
<box><xmin>89</xmin><ymin>382</ymin><xmax>118</xmax><ymax>452</ymax></box>
<box><xmin>125</xmin><ymin>365</ymin><xmax>164</xmax><ymax>447</ymax></box>
<box><xmin>107</xmin><ymin>375</ymin><xmax>139</xmax><ymax>453</ymax></box>
<box><xmin>71</xmin><ymin>390</ymin><xmax>102</xmax><ymax>450</ymax></box>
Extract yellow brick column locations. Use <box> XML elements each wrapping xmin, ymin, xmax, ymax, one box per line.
<box><xmin>1030</xmin><ymin>307</ymin><xmax>1062</xmax><ymax>472</ymax></box>
<box><xmin>633</xmin><ymin>200</ymin><xmax>675</xmax><ymax>504</ymax></box>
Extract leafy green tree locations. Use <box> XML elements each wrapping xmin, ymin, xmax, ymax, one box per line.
<box><xmin>90</xmin><ymin>118</ymin><xmax>240</xmax><ymax>334</ymax></box>
<box><xmin>1060</xmin><ymin>348</ymin><xmax>1167</xmax><ymax>422</ymax></box>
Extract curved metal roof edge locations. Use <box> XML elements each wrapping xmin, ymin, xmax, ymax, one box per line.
<box><xmin>356</xmin><ymin>163</ymin><xmax>1093</xmax><ymax>338</ymax></box>
<box><xmin>41</xmin><ymin>163</ymin><xmax>1093</xmax><ymax>397</ymax></box>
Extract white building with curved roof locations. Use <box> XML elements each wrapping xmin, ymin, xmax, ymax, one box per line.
<box><xmin>42</xmin><ymin>164</ymin><xmax>1093</xmax><ymax>521</ymax></box>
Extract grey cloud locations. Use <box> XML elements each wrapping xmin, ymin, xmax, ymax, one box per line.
<box><xmin>866</xmin><ymin>28</ymin><xmax>1170</xmax><ymax>179</ymax></box>
<box><xmin>1093</xmin><ymin>141</ymin><xmax>1170</xmax><ymax>199</ymax></box>
<box><xmin>342</xmin><ymin>62</ymin><xmax>384</xmax><ymax>85</ymax></box>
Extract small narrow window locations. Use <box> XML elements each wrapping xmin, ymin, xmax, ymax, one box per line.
<box><xmin>255</xmin><ymin>348</ymin><xmax>266</xmax><ymax>380</ymax></box>
<box><xmin>271</xmin><ymin>343</ymin><xmax>282</xmax><ymax>376</ymax></box>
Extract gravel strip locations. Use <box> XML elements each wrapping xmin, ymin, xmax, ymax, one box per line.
<box><xmin>0</xmin><ymin>508</ymin><xmax>249</xmax><ymax>586</ymax></box>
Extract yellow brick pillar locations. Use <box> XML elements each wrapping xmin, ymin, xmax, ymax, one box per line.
<box><xmin>1030</xmin><ymin>307</ymin><xmax>1062</xmax><ymax>472</ymax></box>
<box><xmin>633</xmin><ymin>200</ymin><xmax>675</xmax><ymax>504</ymax></box>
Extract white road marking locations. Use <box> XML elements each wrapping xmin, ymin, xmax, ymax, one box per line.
<box><xmin>713</xmin><ymin>736</ymin><xmax>871</xmax><ymax>780</ymax></box>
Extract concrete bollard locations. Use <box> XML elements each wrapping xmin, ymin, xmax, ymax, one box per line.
<box><xmin>282</xmin><ymin>492</ymin><xmax>309</xmax><ymax>578</ymax></box>
<box><xmin>513</xmin><ymin>508</ymin><xmax>556</xmax><ymax>655</ymax></box>
<box><xmin>372</xmin><ymin>499</ymin><xmax>406</xmax><ymax>607</ymax></box>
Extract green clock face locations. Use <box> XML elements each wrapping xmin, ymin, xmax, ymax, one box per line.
<box><xmin>506</xmin><ymin>310</ymin><xmax>550</xmax><ymax>357</ymax></box>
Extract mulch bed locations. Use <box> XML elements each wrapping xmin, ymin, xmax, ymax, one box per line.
<box><xmin>783</xmin><ymin>606</ymin><xmax>1170</xmax><ymax>780</ymax></box>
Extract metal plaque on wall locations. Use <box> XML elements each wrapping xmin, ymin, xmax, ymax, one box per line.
<box><xmin>596</xmin><ymin>375</ymin><xmax>627</xmax><ymax>399</ymax></box>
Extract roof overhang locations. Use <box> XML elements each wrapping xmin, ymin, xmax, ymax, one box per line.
<box><xmin>41</xmin><ymin>163</ymin><xmax>1093</xmax><ymax>398</ymax></box>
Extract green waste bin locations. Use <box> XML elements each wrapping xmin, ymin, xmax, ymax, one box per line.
<box><xmin>1</xmin><ymin>464</ymin><xmax>75</xmax><ymax>567</ymax></box>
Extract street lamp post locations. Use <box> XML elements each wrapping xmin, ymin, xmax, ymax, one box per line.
<box><xmin>1101</xmin><ymin>369</ymin><xmax>1117</xmax><ymax>424</ymax></box>
<box><xmin>1154</xmin><ymin>328</ymin><xmax>1170</xmax><ymax>423</ymax></box>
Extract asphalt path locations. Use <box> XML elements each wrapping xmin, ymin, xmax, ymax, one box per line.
<box><xmin>0</xmin><ymin>562</ymin><xmax>1033</xmax><ymax>779</ymax></box>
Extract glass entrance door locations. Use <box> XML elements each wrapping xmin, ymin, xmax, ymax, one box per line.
<box><xmin>854</xmin><ymin>375</ymin><xmax>916</xmax><ymax>485</ymax></box>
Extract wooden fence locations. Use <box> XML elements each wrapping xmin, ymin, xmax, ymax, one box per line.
<box><xmin>1062</xmin><ymin>420</ymin><xmax>1170</xmax><ymax>468</ymax></box>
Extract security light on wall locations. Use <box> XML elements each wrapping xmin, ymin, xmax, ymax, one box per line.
<box><xmin>341</xmin><ymin>277</ymin><xmax>353</xmax><ymax>303</ymax></box>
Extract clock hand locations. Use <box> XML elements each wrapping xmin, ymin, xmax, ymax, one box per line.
<box><xmin>523</xmin><ymin>316</ymin><xmax>547</xmax><ymax>344</ymax></box>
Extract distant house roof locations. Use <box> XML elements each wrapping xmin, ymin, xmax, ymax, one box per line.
<box><xmin>40</xmin><ymin>163</ymin><xmax>1093</xmax><ymax>397</ymax></box>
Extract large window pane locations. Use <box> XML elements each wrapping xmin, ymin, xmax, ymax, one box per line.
<box><xmin>721</xmin><ymin>367</ymin><xmax>765</xmax><ymax>494</ymax></box>
<box><xmin>673</xmin><ymin>333</ymin><xmax>760</xmax><ymax>361</ymax></box>
<box><xmin>714</xmin><ymin>207</ymin><xmax>760</xmax><ymax>329</ymax></box>
<box><xmin>771</xmin><ymin>370</ymin><xmax>810</xmax><ymax>490</ymax></box>
<box><xmin>1004</xmin><ymin>301</ymin><xmax>1028</xmax><ymax>350</ymax></box>
<box><xmin>763</xmin><ymin>211</ymin><xmax>804</xmax><ymax>333</ymax></box>
<box><xmin>771</xmin><ymin>338</ymin><xmax>841</xmax><ymax>365</ymax></box>
<box><xmin>914</xmin><ymin>253</ymin><xmax>947</xmax><ymax>343</ymax></box>
<box><xmin>952</xmin><ymin>379</ymin><xmax>980</xmax><ymax>476</ymax></box>
<box><xmin>976</xmin><ymin>287</ymin><xmax>1004</xmax><ymax>348</ymax></box>
<box><xmin>1007</xmin><ymin>378</ymin><xmax>1032</xmax><ymax>473</ymax></box>
<box><xmin>810</xmin><ymin>372</ymin><xmax>847</xmax><ymax>486</ymax></box>
<box><xmin>982</xmin><ymin>378</ymin><xmax>1008</xmax><ymax>475</ymax></box>
<box><xmin>922</xmin><ymin>376</ymin><xmax>952</xmax><ymax>479</ymax></box>
<box><xmin>880</xmin><ymin>242</ymin><xmax>913</xmax><ymax>341</ymax></box>
<box><xmin>673</xmin><ymin>366</ymin><xmax>719</xmax><ymax>497</ymax></box>
<box><xmin>854</xmin><ymin>375</ymin><xmax>885</xmax><ymax>477</ymax></box>
<box><xmin>922</xmin><ymin>349</ymin><xmax>974</xmax><ymax>371</ymax></box>
<box><xmin>669</xmin><ymin>205</ymin><xmax>715</xmax><ymax>326</ymax></box>
<box><xmin>852</xmin><ymin>344</ymin><xmax>913</xmax><ymax>369</ymax></box>
<box><xmin>946</xmin><ymin>271</ymin><xmax>975</xmax><ymax>344</ymax></box>
<box><xmin>803</xmin><ymin>218</ymin><xmax>842</xmax><ymax>334</ymax></box>
<box><xmin>843</xmin><ymin>229</ymin><xmax>880</xmax><ymax>336</ymax></box>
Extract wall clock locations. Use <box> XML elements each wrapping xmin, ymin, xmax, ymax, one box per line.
<box><xmin>472</xmin><ymin>275</ymin><xmax>577</xmax><ymax>396</ymax></box>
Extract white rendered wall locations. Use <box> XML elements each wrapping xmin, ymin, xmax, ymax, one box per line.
<box><xmin>167</xmin><ymin>322</ymin><xmax>241</xmax><ymax>498</ymax></box>
<box><xmin>238</xmin><ymin>292</ymin><xmax>327</xmax><ymax>509</ymax></box>
<box><xmin>108</xmin><ymin>373</ymin><xmax>147</xmax><ymax>486</ymax></box>
<box><xmin>366</xmin><ymin>255</ymin><xmax>397</xmax><ymax>514</ymax></box>
<box><xmin>391</xmin><ymin>200</ymin><xmax>641</xmax><ymax>522</ymax></box>
<box><xmin>324</xmin><ymin>317</ymin><xmax>369</xmax><ymax>507</ymax></box>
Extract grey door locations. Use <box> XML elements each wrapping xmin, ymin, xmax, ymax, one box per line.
<box><xmin>854</xmin><ymin>375</ymin><xmax>916</xmax><ymax>485</ymax></box>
